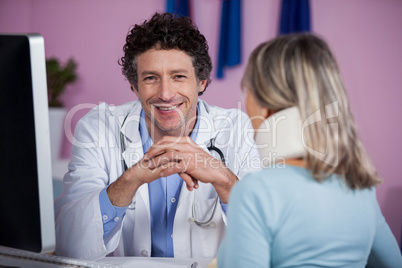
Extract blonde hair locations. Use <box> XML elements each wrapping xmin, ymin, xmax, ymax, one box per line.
<box><xmin>242</xmin><ymin>33</ymin><xmax>380</xmax><ymax>189</ymax></box>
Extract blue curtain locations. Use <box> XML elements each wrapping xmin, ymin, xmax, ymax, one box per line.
<box><xmin>216</xmin><ymin>0</ymin><xmax>242</xmax><ymax>79</ymax></box>
<box><xmin>279</xmin><ymin>0</ymin><xmax>310</xmax><ymax>34</ymax></box>
<box><xmin>166</xmin><ymin>0</ymin><xmax>191</xmax><ymax>18</ymax></box>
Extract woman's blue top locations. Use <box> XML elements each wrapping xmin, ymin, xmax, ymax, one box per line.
<box><xmin>218</xmin><ymin>165</ymin><xmax>402</xmax><ymax>267</ymax></box>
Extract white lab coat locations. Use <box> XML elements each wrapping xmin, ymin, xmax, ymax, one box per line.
<box><xmin>54</xmin><ymin>100</ymin><xmax>259</xmax><ymax>260</ymax></box>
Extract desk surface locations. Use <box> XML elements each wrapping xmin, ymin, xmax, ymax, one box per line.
<box><xmin>0</xmin><ymin>255</ymin><xmax>214</xmax><ymax>268</ymax></box>
<box><xmin>99</xmin><ymin>256</ymin><xmax>214</xmax><ymax>268</ymax></box>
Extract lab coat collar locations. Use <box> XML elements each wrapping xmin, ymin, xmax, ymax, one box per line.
<box><xmin>119</xmin><ymin>101</ymin><xmax>143</xmax><ymax>144</ymax></box>
<box><xmin>120</xmin><ymin>100</ymin><xmax>216</xmax><ymax>152</ymax></box>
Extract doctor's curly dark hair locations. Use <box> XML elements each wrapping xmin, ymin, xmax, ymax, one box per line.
<box><xmin>119</xmin><ymin>12</ymin><xmax>212</xmax><ymax>95</ymax></box>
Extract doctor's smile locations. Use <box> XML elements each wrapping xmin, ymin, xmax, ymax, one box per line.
<box><xmin>150</xmin><ymin>100</ymin><xmax>185</xmax><ymax>115</ymax></box>
<box><xmin>154</xmin><ymin>103</ymin><xmax>182</xmax><ymax>111</ymax></box>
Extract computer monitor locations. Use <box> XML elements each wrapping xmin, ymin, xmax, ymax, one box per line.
<box><xmin>0</xmin><ymin>33</ymin><xmax>55</xmax><ymax>253</ymax></box>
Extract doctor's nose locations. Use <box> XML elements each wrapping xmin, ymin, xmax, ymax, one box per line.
<box><xmin>157</xmin><ymin>79</ymin><xmax>175</xmax><ymax>101</ymax></box>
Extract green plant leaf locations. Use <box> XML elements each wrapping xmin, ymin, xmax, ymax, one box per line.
<box><xmin>46</xmin><ymin>57</ymin><xmax>78</xmax><ymax>107</ymax></box>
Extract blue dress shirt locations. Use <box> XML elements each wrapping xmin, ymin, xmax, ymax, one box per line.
<box><xmin>141</xmin><ymin>108</ymin><xmax>200</xmax><ymax>257</ymax></box>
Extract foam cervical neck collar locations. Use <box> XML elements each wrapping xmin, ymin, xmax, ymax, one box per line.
<box><xmin>254</xmin><ymin>106</ymin><xmax>306</xmax><ymax>167</ymax></box>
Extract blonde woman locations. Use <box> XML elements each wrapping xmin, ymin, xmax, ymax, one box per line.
<box><xmin>217</xmin><ymin>33</ymin><xmax>402</xmax><ymax>267</ymax></box>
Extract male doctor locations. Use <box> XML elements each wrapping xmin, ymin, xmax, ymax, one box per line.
<box><xmin>54</xmin><ymin>12</ymin><xmax>259</xmax><ymax>260</ymax></box>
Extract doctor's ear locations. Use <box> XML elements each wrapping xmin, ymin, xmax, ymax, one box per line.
<box><xmin>130</xmin><ymin>84</ymin><xmax>139</xmax><ymax>96</ymax></box>
<box><xmin>198</xmin><ymin>80</ymin><xmax>207</xmax><ymax>95</ymax></box>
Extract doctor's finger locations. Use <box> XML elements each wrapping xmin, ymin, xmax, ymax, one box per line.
<box><xmin>146</xmin><ymin>144</ymin><xmax>203</xmax><ymax>164</ymax></box>
<box><xmin>159</xmin><ymin>162</ymin><xmax>195</xmax><ymax>189</ymax></box>
<box><xmin>148</xmin><ymin>161</ymin><xmax>181</xmax><ymax>180</ymax></box>
<box><xmin>147</xmin><ymin>151</ymin><xmax>185</xmax><ymax>169</ymax></box>
<box><xmin>143</xmin><ymin>147</ymin><xmax>170</xmax><ymax>161</ymax></box>
<box><xmin>146</xmin><ymin>136</ymin><xmax>199</xmax><ymax>155</ymax></box>
<box><xmin>144</xmin><ymin>143</ymin><xmax>181</xmax><ymax>158</ymax></box>
<box><xmin>180</xmin><ymin>172</ymin><xmax>199</xmax><ymax>190</ymax></box>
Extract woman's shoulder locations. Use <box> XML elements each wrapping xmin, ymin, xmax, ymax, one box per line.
<box><xmin>236</xmin><ymin>165</ymin><xmax>378</xmax><ymax>204</ymax></box>
<box><xmin>242</xmin><ymin>165</ymin><xmax>309</xmax><ymax>184</ymax></box>
<box><xmin>233</xmin><ymin>165</ymin><xmax>308</xmax><ymax>197</ymax></box>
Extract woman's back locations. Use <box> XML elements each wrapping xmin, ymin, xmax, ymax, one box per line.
<box><xmin>218</xmin><ymin>33</ymin><xmax>402</xmax><ymax>268</ymax></box>
<box><xmin>218</xmin><ymin>165</ymin><xmax>401</xmax><ymax>267</ymax></box>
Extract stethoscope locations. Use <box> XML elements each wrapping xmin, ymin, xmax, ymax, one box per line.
<box><xmin>188</xmin><ymin>136</ymin><xmax>224</xmax><ymax>228</ymax></box>
<box><xmin>119</xmin><ymin>114</ymin><xmax>225</xmax><ymax>228</ymax></box>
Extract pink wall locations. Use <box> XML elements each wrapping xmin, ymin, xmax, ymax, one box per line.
<box><xmin>1</xmin><ymin>0</ymin><xmax>401</xmax><ymax>246</ymax></box>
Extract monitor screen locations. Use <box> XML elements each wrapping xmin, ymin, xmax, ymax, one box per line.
<box><xmin>0</xmin><ymin>34</ymin><xmax>55</xmax><ymax>253</ymax></box>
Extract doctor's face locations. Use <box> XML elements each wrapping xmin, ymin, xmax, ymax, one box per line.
<box><xmin>134</xmin><ymin>48</ymin><xmax>206</xmax><ymax>136</ymax></box>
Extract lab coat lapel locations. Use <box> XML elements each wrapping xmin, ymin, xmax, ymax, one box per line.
<box><xmin>119</xmin><ymin>101</ymin><xmax>150</xmax><ymax>212</ymax></box>
<box><xmin>194</xmin><ymin>100</ymin><xmax>216</xmax><ymax>150</ymax></box>
<box><xmin>120</xmin><ymin>101</ymin><xmax>143</xmax><ymax>164</ymax></box>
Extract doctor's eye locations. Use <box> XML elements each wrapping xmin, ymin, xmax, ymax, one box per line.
<box><xmin>174</xmin><ymin>75</ymin><xmax>187</xmax><ymax>81</ymax></box>
<box><xmin>144</xmin><ymin>76</ymin><xmax>157</xmax><ymax>83</ymax></box>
